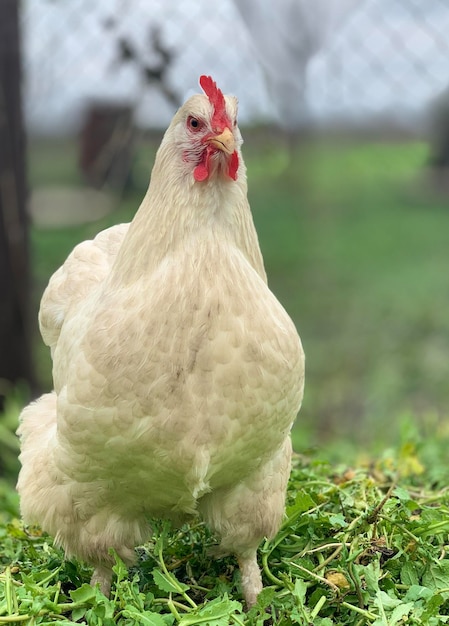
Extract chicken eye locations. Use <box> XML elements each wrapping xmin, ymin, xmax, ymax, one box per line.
<box><xmin>187</xmin><ymin>116</ymin><xmax>202</xmax><ymax>131</ymax></box>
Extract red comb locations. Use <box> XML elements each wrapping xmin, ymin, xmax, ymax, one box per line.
<box><xmin>199</xmin><ymin>75</ymin><xmax>228</xmax><ymax>129</ymax></box>
<box><xmin>197</xmin><ymin>75</ymin><xmax>239</xmax><ymax>182</ymax></box>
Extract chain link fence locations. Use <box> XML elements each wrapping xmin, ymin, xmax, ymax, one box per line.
<box><xmin>22</xmin><ymin>0</ymin><xmax>449</xmax><ymax>136</ymax></box>
<box><xmin>308</xmin><ymin>0</ymin><xmax>449</xmax><ymax>127</ymax></box>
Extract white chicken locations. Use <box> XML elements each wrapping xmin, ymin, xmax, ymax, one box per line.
<box><xmin>17</xmin><ymin>75</ymin><xmax>304</xmax><ymax>607</ymax></box>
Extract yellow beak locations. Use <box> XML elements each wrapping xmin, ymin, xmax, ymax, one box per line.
<box><xmin>208</xmin><ymin>127</ymin><xmax>235</xmax><ymax>155</ymax></box>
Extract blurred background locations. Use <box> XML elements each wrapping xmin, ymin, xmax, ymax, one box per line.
<box><xmin>2</xmin><ymin>0</ymin><xmax>449</xmax><ymax>480</ymax></box>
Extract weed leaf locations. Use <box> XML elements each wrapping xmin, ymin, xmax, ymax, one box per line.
<box><xmin>152</xmin><ymin>567</ymin><xmax>190</xmax><ymax>593</ymax></box>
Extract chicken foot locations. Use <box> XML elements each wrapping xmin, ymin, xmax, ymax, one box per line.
<box><xmin>89</xmin><ymin>547</ymin><xmax>262</xmax><ymax>606</ymax></box>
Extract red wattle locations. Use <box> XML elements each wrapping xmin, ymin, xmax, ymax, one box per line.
<box><xmin>194</xmin><ymin>163</ymin><xmax>209</xmax><ymax>181</ymax></box>
<box><xmin>228</xmin><ymin>151</ymin><xmax>239</xmax><ymax>181</ymax></box>
<box><xmin>193</xmin><ymin>145</ymin><xmax>238</xmax><ymax>182</ymax></box>
<box><xmin>194</xmin><ymin>146</ymin><xmax>213</xmax><ymax>182</ymax></box>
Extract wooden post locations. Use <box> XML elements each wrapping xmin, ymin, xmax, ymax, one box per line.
<box><xmin>0</xmin><ymin>0</ymin><xmax>33</xmax><ymax>408</ymax></box>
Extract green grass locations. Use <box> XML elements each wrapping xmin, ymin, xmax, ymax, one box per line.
<box><xmin>1</xmin><ymin>424</ymin><xmax>449</xmax><ymax>624</ymax></box>
<box><xmin>246</xmin><ymin>137</ymin><xmax>449</xmax><ymax>452</ymax></box>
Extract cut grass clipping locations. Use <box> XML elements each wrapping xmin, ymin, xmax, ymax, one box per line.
<box><xmin>2</xmin><ymin>428</ymin><xmax>449</xmax><ymax>625</ymax></box>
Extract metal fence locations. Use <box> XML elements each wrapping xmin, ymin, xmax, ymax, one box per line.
<box><xmin>309</xmin><ymin>0</ymin><xmax>449</xmax><ymax>127</ymax></box>
<box><xmin>22</xmin><ymin>0</ymin><xmax>449</xmax><ymax>135</ymax></box>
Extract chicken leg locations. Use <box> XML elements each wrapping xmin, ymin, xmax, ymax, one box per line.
<box><xmin>198</xmin><ymin>438</ymin><xmax>292</xmax><ymax>607</ymax></box>
<box><xmin>90</xmin><ymin>565</ymin><xmax>113</xmax><ymax>597</ymax></box>
<box><xmin>237</xmin><ymin>554</ymin><xmax>263</xmax><ymax>608</ymax></box>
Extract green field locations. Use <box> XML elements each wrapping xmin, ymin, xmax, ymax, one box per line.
<box><xmin>1</xmin><ymin>133</ymin><xmax>449</xmax><ymax>624</ymax></box>
<box><xmin>28</xmin><ymin>134</ymin><xmax>449</xmax><ymax>455</ymax></box>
